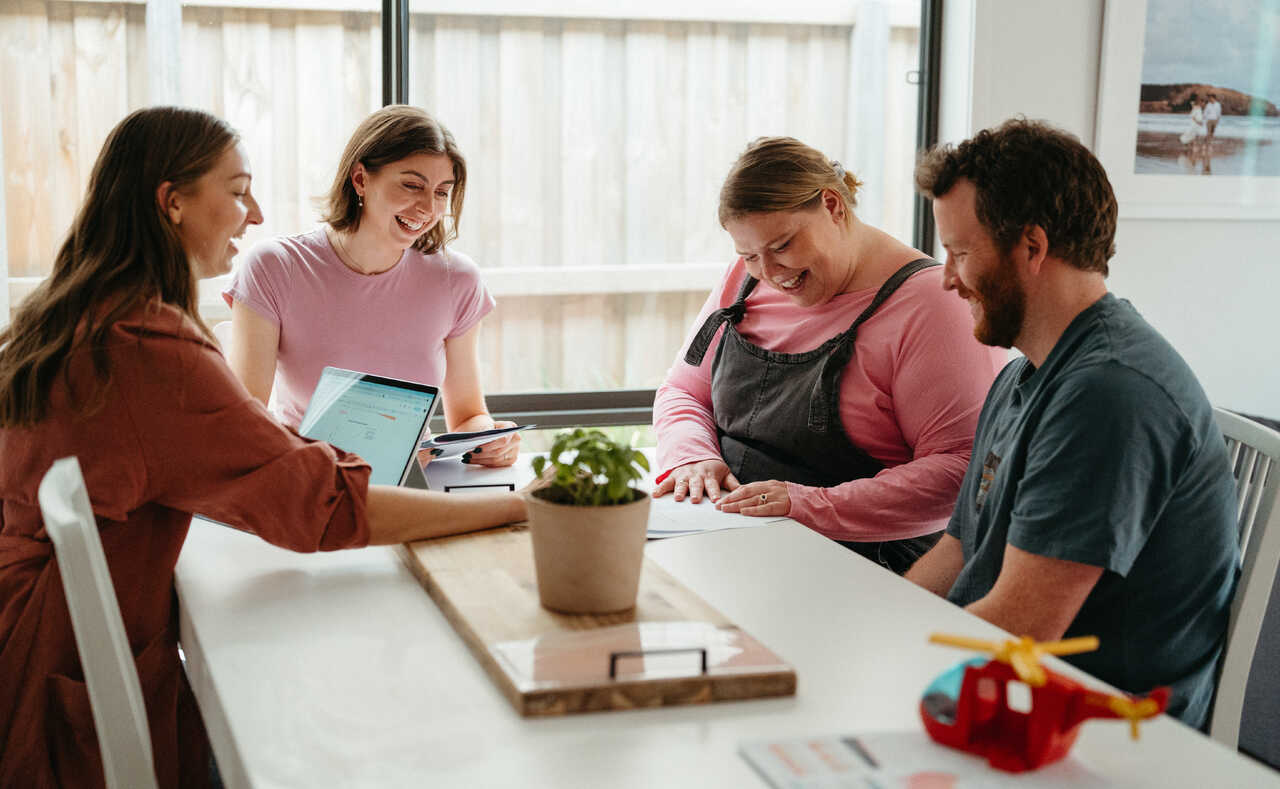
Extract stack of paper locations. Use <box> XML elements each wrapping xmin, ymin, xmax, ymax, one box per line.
<box><xmin>420</xmin><ymin>424</ymin><xmax>533</xmax><ymax>459</ymax></box>
<box><xmin>646</xmin><ymin>495</ymin><xmax>789</xmax><ymax>539</ymax></box>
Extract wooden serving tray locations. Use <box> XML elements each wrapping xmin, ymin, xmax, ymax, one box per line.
<box><xmin>398</xmin><ymin>525</ymin><xmax>796</xmax><ymax>716</ymax></box>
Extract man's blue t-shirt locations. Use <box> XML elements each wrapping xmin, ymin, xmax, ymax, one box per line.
<box><xmin>946</xmin><ymin>293</ymin><xmax>1239</xmax><ymax>729</ymax></box>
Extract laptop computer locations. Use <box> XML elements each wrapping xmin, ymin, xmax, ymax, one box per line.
<box><xmin>298</xmin><ymin>366</ymin><xmax>439</xmax><ymax>488</ymax></box>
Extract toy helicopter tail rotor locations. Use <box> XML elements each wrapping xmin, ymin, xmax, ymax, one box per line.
<box><xmin>1105</xmin><ymin>695</ymin><xmax>1163</xmax><ymax>740</ymax></box>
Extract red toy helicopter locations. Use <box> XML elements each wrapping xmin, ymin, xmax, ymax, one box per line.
<box><xmin>920</xmin><ymin>633</ymin><xmax>1171</xmax><ymax>772</ymax></box>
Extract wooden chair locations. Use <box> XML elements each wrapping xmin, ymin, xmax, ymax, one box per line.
<box><xmin>1209</xmin><ymin>408</ymin><xmax>1280</xmax><ymax>769</ymax></box>
<box><xmin>38</xmin><ymin>457</ymin><xmax>159</xmax><ymax>789</ymax></box>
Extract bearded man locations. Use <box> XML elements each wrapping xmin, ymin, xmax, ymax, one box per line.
<box><xmin>906</xmin><ymin>118</ymin><xmax>1238</xmax><ymax>730</ymax></box>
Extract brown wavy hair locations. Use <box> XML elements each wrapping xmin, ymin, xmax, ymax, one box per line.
<box><xmin>718</xmin><ymin>136</ymin><xmax>863</xmax><ymax>227</ymax></box>
<box><xmin>914</xmin><ymin>118</ymin><xmax>1117</xmax><ymax>275</ymax></box>
<box><xmin>322</xmin><ymin>105</ymin><xmax>466</xmax><ymax>255</ymax></box>
<box><xmin>0</xmin><ymin>106</ymin><xmax>234</xmax><ymax>427</ymax></box>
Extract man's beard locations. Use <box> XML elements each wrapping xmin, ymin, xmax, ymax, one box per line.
<box><xmin>970</xmin><ymin>254</ymin><xmax>1025</xmax><ymax>349</ymax></box>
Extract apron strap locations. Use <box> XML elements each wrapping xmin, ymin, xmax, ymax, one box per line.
<box><xmin>808</xmin><ymin>259</ymin><xmax>940</xmax><ymax>433</ymax></box>
<box><xmin>683</xmin><ymin>274</ymin><xmax>761</xmax><ymax>366</ymax></box>
<box><xmin>843</xmin><ymin>258</ymin><xmax>940</xmax><ymax>336</ymax></box>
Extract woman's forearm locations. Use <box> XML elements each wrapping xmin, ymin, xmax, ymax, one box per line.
<box><xmin>364</xmin><ymin>485</ymin><xmax>526</xmax><ymax>545</ymax></box>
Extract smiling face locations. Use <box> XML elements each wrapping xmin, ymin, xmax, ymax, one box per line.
<box><xmin>723</xmin><ymin>195</ymin><xmax>853</xmax><ymax>308</ymax></box>
<box><xmin>352</xmin><ymin>152</ymin><xmax>455</xmax><ymax>249</ymax></box>
<box><xmin>170</xmin><ymin>142</ymin><xmax>263</xmax><ymax>278</ymax></box>
<box><xmin>933</xmin><ymin>178</ymin><xmax>1026</xmax><ymax>348</ymax></box>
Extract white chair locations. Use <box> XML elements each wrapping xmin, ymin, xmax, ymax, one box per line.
<box><xmin>1209</xmin><ymin>408</ymin><xmax>1280</xmax><ymax>769</ymax></box>
<box><xmin>211</xmin><ymin>320</ymin><xmax>233</xmax><ymax>351</ymax></box>
<box><xmin>38</xmin><ymin>457</ymin><xmax>159</xmax><ymax>789</ymax></box>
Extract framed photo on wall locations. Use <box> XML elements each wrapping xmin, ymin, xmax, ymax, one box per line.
<box><xmin>1095</xmin><ymin>0</ymin><xmax>1280</xmax><ymax>219</ymax></box>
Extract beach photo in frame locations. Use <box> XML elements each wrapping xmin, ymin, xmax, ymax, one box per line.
<box><xmin>1095</xmin><ymin>0</ymin><xmax>1280</xmax><ymax>219</ymax></box>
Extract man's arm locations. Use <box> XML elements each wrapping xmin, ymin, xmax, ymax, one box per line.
<box><xmin>905</xmin><ymin>533</ymin><xmax>966</xmax><ymax>597</ymax></box>
<box><xmin>965</xmin><ymin>544</ymin><xmax>1103</xmax><ymax>642</ymax></box>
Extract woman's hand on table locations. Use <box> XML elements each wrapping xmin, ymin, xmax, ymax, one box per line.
<box><xmin>463</xmin><ymin>420</ymin><xmax>521</xmax><ymax>468</ymax></box>
<box><xmin>652</xmin><ymin>459</ymin><xmax>739</xmax><ymax>503</ymax></box>
<box><xmin>714</xmin><ymin>479</ymin><xmax>790</xmax><ymax>517</ymax></box>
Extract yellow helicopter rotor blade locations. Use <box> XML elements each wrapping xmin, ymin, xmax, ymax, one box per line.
<box><xmin>928</xmin><ymin>633</ymin><xmax>1002</xmax><ymax>653</ymax></box>
<box><xmin>1009</xmin><ymin>648</ymin><xmax>1047</xmax><ymax>687</ymax></box>
<box><xmin>1107</xmin><ymin>696</ymin><xmax>1160</xmax><ymax>741</ymax></box>
<box><xmin>1037</xmin><ymin>636</ymin><xmax>1101</xmax><ymax>656</ymax></box>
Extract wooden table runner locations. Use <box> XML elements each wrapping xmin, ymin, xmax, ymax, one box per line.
<box><xmin>398</xmin><ymin>525</ymin><xmax>796</xmax><ymax>716</ymax></box>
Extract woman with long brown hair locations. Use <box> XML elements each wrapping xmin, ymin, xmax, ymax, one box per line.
<box><xmin>0</xmin><ymin>107</ymin><xmax>524</xmax><ymax>787</ymax></box>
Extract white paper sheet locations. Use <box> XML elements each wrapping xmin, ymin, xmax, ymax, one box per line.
<box><xmin>646</xmin><ymin>495</ymin><xmax>788</xmax><ymax>539</ymax></box>
<box><xmin>740</xmin><ymin>731</ymin><xmax>1111</xmax><ymax>788</ymax></box>
<box><xmin>420</xmin><ymin>424</ymin><xmax>533</xmax><ymax>459</ymax></box>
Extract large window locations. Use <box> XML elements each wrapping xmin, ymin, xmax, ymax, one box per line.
<box><xmin>0</xmin><ymin>0</ymin><xmax>382</xmax><ymax>319</ymax></box>
<box><xmin>408</xmin><ymin>1</ymin><xmax>923</xmax><ymax>394</ymax></box>
<box><xmin>1</xmin><ymin>0</ymin><xmax>927</xmax><ymax>404</ymax></box>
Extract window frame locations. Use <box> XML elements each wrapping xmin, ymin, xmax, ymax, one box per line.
<box><xmin>0</xmin><ymin>0</ymin><xmax>940</xmax><ymax>428</ymax></box>
<box><xmin>383</xmin><ymin>0</ymin><xmax>942</xmax><ymax>426</ymax></box>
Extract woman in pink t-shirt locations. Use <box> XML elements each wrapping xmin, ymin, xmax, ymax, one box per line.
<box><xmin>652</xmin><ymin>137</ymin><xmax>1005</xmax><ymax>574</ymax></box>
<box><xmin>224</xmin><ymin>106</ymin><xmax>518</xmax><ymax>467</ymax></box>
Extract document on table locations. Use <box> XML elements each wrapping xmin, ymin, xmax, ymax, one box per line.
<box><xmin>420</xmin><ymin>424</ymin><xmax>533</xmax><ymax>459</ymax></box>
<box><xmin>646</xmin><ymin>495</ymin><xmax>788</xmax><ymax>539</ymax></box>
<box><xmin>740</xmin><ymin>731</ymin><xmax>1110</xmax><ymax>788</ymax></box>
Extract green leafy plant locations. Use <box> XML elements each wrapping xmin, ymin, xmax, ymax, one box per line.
<box><xmin>530</xmin><ymin>428</ymin><xmax>650</xmax><ymax>506</ymax></box>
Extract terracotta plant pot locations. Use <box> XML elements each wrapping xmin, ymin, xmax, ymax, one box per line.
<box><xmin>525</xmin><ymin>492</ymin><xmax>650</xmax><ymax>614</ymax></box>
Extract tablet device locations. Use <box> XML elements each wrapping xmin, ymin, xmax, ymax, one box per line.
<box><xmin>298</xmin><ymin>367</ymin><xmax>439</xmax><ymax>487</ymax></box>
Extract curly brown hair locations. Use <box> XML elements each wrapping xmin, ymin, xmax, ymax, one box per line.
<box><xmin>914</xmin><ymin>118</ymin><xmax>1117</xmax><ymax>275</ymax></box>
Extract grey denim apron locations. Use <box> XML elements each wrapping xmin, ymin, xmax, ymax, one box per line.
<box><xmin>683</xmin><ymin>258</ymin><xmax>943</xmax><ymax>574</ymax></box>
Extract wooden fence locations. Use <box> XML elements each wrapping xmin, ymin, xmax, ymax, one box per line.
<box><xmin>0</xmin><ymin>0</ymin><xmax>920</xmax><ymax>392</ymax></box>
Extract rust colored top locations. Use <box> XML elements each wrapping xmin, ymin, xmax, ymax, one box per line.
<box><xmin>0</xmin><ymin>302</ymin><xmax>372</xmax><ymax>788</ymax></box>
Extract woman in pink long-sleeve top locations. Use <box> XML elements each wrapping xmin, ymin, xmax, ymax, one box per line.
<box><xmin>653</xmin><ymin>137</ymin><xmax>1004</xmax><ymax>574</ymax></box>
<box><xmin>0</xmin><ymin>107</ymin><xmax>524</xmax><ymax>788</ymax></box>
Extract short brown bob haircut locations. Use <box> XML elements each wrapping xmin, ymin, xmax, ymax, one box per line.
<box><xmin>323</xmin><ymin>105</ymin><xmax>466</xmax><ymax>255</ymax></box>
<box><xmin>914</xmin><ymin>118</ymin><xmax>1117</xmax><ymax>275</ymax></box>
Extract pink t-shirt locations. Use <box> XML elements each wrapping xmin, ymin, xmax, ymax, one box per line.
<box><xmin>654</xmin><ymin>258</ymin><xmax>1006</xmax><ymax>542</ymax></box>
<box><xmin>223</xmin><ymin>228</ymin><xmax>495</xmax><ymax>428</ymax></box>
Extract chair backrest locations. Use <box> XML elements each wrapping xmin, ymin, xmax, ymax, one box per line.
<box><xmin>1209</xmin><ymin>408</ymin><xmax>1280</xmax><ymax>768</ymax></box>
<box><xmin>38</xmin><ymin>457</ymin><xmax>159</xmax><ymax>789</ymax></box>
<box><xmin>211</xmin><ymin>320</ymin><xmax>233</xmax><ymax>351</ymax></box>
<box><xmin>1217</xmin><ymin>408</ymin><xmax>1280</xmax><ymax>560</ymax></box>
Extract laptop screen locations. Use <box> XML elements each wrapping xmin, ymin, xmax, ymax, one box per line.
<box><xmin>298</xmin><ymin>367</ymin><xmax>439</xmax><ymax>486</ymax></box>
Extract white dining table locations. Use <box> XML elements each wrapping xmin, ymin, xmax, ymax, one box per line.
<box><xmin>174</xmin><ymin>505</ymin><xmax>1278</xmax><ymax>788</ymax></box>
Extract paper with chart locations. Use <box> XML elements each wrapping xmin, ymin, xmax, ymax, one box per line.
<box><xmin>646</xmin><ymin>494</ymin><xmax>789</xmax><ymax>539</ymax></box>
<box><xmin>740</xmin><ymin>731</ymin><xmax>1111</xmax><ymax>788</ymax></box>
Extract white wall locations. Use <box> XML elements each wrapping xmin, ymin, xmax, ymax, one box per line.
<box><xmin>942</xmin><ymin>0</ymin><xmax>1280</xmax><ymax>418</ymax></box>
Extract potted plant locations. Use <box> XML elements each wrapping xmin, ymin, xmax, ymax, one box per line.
<box><xmin>527</xmin><ymin>428</ymin><xmax>651</xmax><ymax>614</ymax></box>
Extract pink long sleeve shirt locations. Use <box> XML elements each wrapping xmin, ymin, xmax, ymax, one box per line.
<box><xmin>654</xmin><ymin>258</ymin><xmax>1006</xmax><ymax>543</ymax></box>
